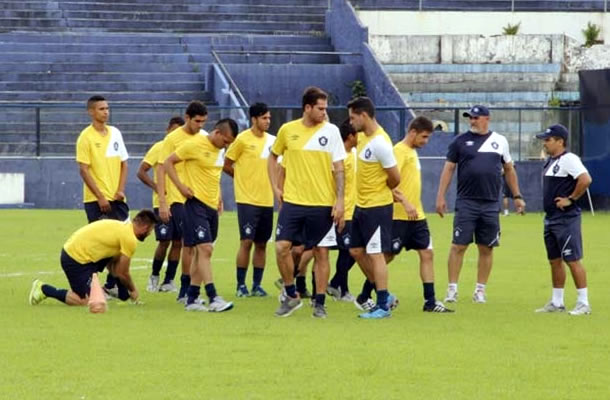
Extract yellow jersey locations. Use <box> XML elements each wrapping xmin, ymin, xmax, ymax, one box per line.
<box><xmin>158</xmin><ymin>127</ymin><xmax>201</xmax><ymax>205</ymax></box>
<box><xmin>142</xmin><ymin>140</ymin><xmax>163</xmax><ymax>208</ymax></box>
<box><xmin>175</xmin><ymin>134</ymin><xmax>224</xmax><ymax>209</ymax></box>
<box><xmin>344</xmin><ymin>148</ymin><xmax>356</xmax><ymax>220</ymax></box>
<box><xmin>63</xmin><ymin>219</ymin><xmax>137</xmax><ymax>264</ymax></box>
<box><xmin>393</xmin><ymin>142</ymin><xmax>425</xmax><ymax>221</ymax></box>
<box><xmin>356</xmin><ymin>127</ymin><xmax>397</xmax><ymax>208</ymax></box>
<box><xmin>225</xmin><ymin>129</ymin><xmax>275</xmax><ymax>207</ymax></box>
<box><xmin>271</xmin><ymin>119</ymin><xmax>346</xmax><ymax>207</ymax></box>
<box><xmin>76</xmin><ymin>124</ymin><xmax>128</xmax><ymax>203</ymax></box>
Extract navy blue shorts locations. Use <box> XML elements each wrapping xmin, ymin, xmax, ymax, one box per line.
<box><xmin>60</xmin><ymin>249</ymin><xmax>112</xmax><ymax>299</ymax></box>
<box><xmin>237</xmin><ymin>203</ymin><xmax>274</xmax><ymax>243</ymax></box>
<box><xmin>336</xmin><ymin>220</ymin><xmax>353</xmax><ymax>250</ymax></box>
<box><xmin>390</xmin><ymin>220</ymin><xmax>432</xmax><ymax>254</ymax></box>
<box><xmin>183</xmin><ymin>197</ymin><xmax>218</xmax><ymax>247</ymax></box>
<box><xmin>276</xmin><ymin>202</ymin><xmax>334</xmax><ymax>249</ymax></box>
<box><xmin>154</xmin><ymin>203</ymin><xmax>185</xmax><ymax>242</ymax></box>
<box><xmin>452</xmin><ymin>199</ymin><xmax>500</xmax><ymax>247</ymax></box>
<box><xmin>351</xmin><ymin>204</ymin><xmax>393</xmax><ymax>254</ymax></box>
<box><xmin>544</xmin><ymin>215</ymin><xmax>583</xmax><ymax>262</ymax></box>
<box><xmin>84</xmin><ymin>200</ymin><xmax>129</xmax><ymax>223</ymax></box>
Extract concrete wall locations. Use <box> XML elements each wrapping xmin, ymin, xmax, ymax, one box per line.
<box><xmin>0</xmin><ymin>157</ymin><xmax>544</xmax><ymax>212</ymax></box>
<box><xmin>358</xmin><ymin>11</ymin><xmax>610</xmax><ymax>44</ymax></box>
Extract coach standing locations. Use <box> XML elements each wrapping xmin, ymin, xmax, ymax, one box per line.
<box><xmin>436</xmin><ymin>105</ymin><xmax>525</xmax><ymax>304</ymax></box>
<box><xmin>535</xmin><ymin>124</ymin><xmax>592</xmax><ymax>315</ymax></box>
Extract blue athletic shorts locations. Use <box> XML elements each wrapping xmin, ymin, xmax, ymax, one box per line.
<box><xmin>154</xmin><ymin>203</ymin><xmax>185</xmax><ymax>242</ymax></box>
<box><xmin>237</xmin><ymin>203</ymin><xmax>274</xmax><ymax>243</ymax></box>
<box><xmin>84</xmin><ymin>200</ymin><xmax>129</xmax><ymax>223</ymax></box>
<box><xmin>60</xmin><ymin>249</ymin><xmax>112</xmax><ymax>299</ymax></box>
<box><xmin>544</xmin><ymin>214</ymin><xmax>583</xmax><ymax>262</ymax></box>
<box><xmin>275</xmin><ymin>202</ymin><xmax>334</xmax><ymax>249</ymax></box>
<box><xmin>452</xmin><ymin>199</ymin><xmax>500</xmax><ymax>247</ymax></box>
<box><xmin>335</xmin><ymin>220</ymin><xmax>353</xmax><ymax>250</ymax></box>
<box><xmin>183</xmin><ymin>197</ymin><xmax>218</xmax><ymax>247</ymax></box>
<box><xmin>390</xmin><ymin>219</ymin><xmax>432</xmax><ymax>254</ymax></box>
<box><xmin>350</xmin><ymin>204</ymin><xmax>393</xmax><ymax>254</ymax></box>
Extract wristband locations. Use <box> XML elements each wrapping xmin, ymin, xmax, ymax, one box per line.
<box><xmin>513</xmin><ymin>194</ymin><xmax>523</xmax><ymax>200</ymax></box>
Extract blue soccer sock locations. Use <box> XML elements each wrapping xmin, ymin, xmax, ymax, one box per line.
<box><xmin>116</xmin><ymin>280</ymin><xmax>130</xmax><ymax>301</ymax></box>
<box><xmin>236</xmin><ymin>266</ymin><xmax>247</xmax><ymax>286</ymax></box>
<box><xmin>315</xmin><ymin>293</ymin><xmax>325</xmax><ymax>306</ymax></box>
<box><xmin>104</xmin><ymin>274</ymin><xmax>116</xmax><ymax>289</ymax></box>
<box><xmin>151</xmin><ymin>258</ymin><xmax>163</xmax><ymax>276</ymax></box>
<box><xmin>377</xmin><ymin>289</ymin><xmax>389</xmax><ymax>311</ymax></box>
<box><xmin>285</xmin><ymin>284</ymin><xmax>297</xmax><ymax>299</ymax></box>
<box><xmin>41</xmin><ymin>284</ymin><xmax>67</xmax><ymax>303</ymax></box>
<box><xmin>358</xmin><ymin>279</ymin><xmax>375</xmax><ymax>303</ymax></box>
<box><xmin>163</xmin><ymin>260</ymin><xmax>179</xmax><ymax>284</ymax></box>
<box><xmin>252</xmin><ymin>266</ymin><xmax>264</xmax><ymax>287</ymax></box>
<box><xmin>204</xmin><ymin>283</ymin><xmax>217</xmax><ymax>303</ymax></box>
<box><xmin>178</xmin><ymin>274</ymin><xmax>190</xmax><ymax>298</ymax></box>
<box><xmin>423</xmin><ymin>282</ymin><xmax>436</xmax><ymax>306</ymax></box>
<box><xmin>295</xmin><ymin>276</ymin><xmax>307</xmax><ymax>293</ymax></box>
<box><xmin>186</xmin><ymin>285</ymin><xmax>200</xmax><ymax>305</ymax></box>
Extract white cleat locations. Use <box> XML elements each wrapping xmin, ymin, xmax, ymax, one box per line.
<box><xmin>535</xmin><ymin>302</ymin><xmax>566</xmax><ymax>313</ymax></box>
<box><xmin>208</xmin><ymin>296</ymin><xmax>234</xmax><ymax>312</ymax></box>
<box><xmin>185</xmin><ymin>302</ymin><xmax>208</xmax><ymax>312</ymax></box>
<box><xmin>568</xmin><ymin>302</ymin><xmax>591</xmax><ymax>316</ymax></box>
<box><xmin>472</xmin><ymin>289</ymin><xmax>487</xmax><ymax>304</ymax></box>
<box><xmin>146</xmin><ymin>275</ymin><xmax>160</xmax><ymax>292</ymax></box>
<box><xmin>444</xmin><ymin>288</ymin><xmax>458</xmax><ymax>303</ymax></box>
<box><xmin>158</xmin><ymin>280</ymin><xmax>178</xmax><ymax>292</ymax></box>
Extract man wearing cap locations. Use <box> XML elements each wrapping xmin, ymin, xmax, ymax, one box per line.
<box><xmin>436</xmin><ymin>105</ymin><xmax>525</xmax><ymax>304</ymax></box>
<box><xmin>535</xmin><ymin>124</ymin><xmax>592</xmax><ymax>315</ymax></box>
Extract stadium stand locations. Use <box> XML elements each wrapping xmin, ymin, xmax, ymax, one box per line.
<box><xmin>349</xmin><ymin>0</ymin><xmax>607</xmax><ymax>11</ymax></box>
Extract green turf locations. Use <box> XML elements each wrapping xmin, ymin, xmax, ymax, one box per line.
<box><xmin>1</xmin><ymin>209</ymin><xmax>609</xmax><ymax>399</ymax></box>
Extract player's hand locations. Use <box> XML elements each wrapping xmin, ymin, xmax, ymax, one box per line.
<box><xmin>332</xmin><ymin>201</ymin><xmax>345</xmax><ymax>233</ymax></box>
<box><xmin>98</xmin><ymin>197</ymin><xmax>111</xmax><ymax>213</ymax></box>
<box><xmin>217</xmin><ymin>198</ymin><xmax>224</xmax><ymax>215</ymax></box>
<box><xmin>554</xmin><ymin>197</ymin><xmax>570</xmax><ymax>211</ymax></box>
<box><xmin>159</xmin><ymin>203</ymin><xmax>171</xmax><ymax>223</ymax></box>
<box><xmin>402</xmin><ymin>201</ymin><xmax>418</xmax><ymax>220</ymax></box>
<box><xmin>113</xmin><ymin>191</ymin><xmax>125</xmax><ymax>201</ymax></box>
<box><xmin>515</xmin><ymin>198</ymin><xmax>526</xmax><ymax>214</ymax></box>
<box><xmin>129</xmin><ymin>288</ymin><xmax>139</xmax><ymax>302</ymax></box>
<box><xmin>178</xmin><ymin>184</ymin><xmax>194</xmax><ymax>199</ymax></box>
<box><xmin>273</xmin><ymin>187</ymin><xmax>284</xmax><ymax>208</ymax></box>
<box><xmin>436</xmin><ymin>197</ymin><xmax>447</xmax><ymax>218</ymax></box>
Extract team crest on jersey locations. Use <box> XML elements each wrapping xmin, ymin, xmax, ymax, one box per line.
<box><xmin>113</xmin><ymin>142</ymin><xmax>119</xmax><ymax>151</ymax></box>
<box><xmin>552</xmin><ymin>164</ymin><xmax>560</xmax><ymax>175</ymax></box>
<box><xmin>195</xmin><ymin>226</ymin><xmax>207</xmax><ymax>240</ymax></box>
<box><xmin>318</xmin><ymin>136</ymin><xmax>328</xmax><ymax>146</ymax></box>
<box><xmin>364</xmin><ymin>148</ymin><xmax>372</xmax><ymax>159</ymax></box>
<box><xmin>465</xmin><ymin>141</ymin><xmax>474</xmax><ymax>146</ymax></box>
<box><xmin>95</xmin><ymin>142</ymin><xmax>101</xmax><ymax>148</ymax></box>
<box><xmin>491</xmin><ymin>142</ymin><xmax>499</xmax><ymax>150</ymax></box>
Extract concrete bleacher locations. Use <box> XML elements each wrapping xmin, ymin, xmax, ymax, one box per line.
<box><xmin>0</xmin><ymin>0</ymin><xmax>337</xmax><ymax>156</ymax></box>
<box><xmin>349</xmin><ymin>0</ymin><xmax>606</xmax><ymax>11</ymax></box>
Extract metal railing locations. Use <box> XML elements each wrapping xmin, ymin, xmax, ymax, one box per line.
<box><xmin>210</xmin><ymin>50</ymin><xmax>249</xmax><ymax>109</ymax></box>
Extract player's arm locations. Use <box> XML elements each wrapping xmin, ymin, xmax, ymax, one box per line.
<box><xmin>385</xmin><ymin>166</ymin><xmax>400</xmax><ymax>190</ymax></box>
<box><xmin>332</xmin><ymin>160</ymin><xmax>345</xmax><ymax>232</ymax></box>
<box><xmin>156</xmin><ymin>163</ymin><xmax>171</xmax><ymax>223</ymax></box>
<box><xmin>114</xmin><ymin>160</ymin><xmax>128</xmax><ymax>201</ymax></box>
<box><xmin>503</xmin><ymin>162</ymin><xmax>525</xmax><ymax>214</ymax></box>
<box><xmin>268</xmin><ymin>152</ymin><xmax>283</xmax><ymax>206</ymax></box>
<box><xmin>137</xmin><ymin>161</ymin><xmax>156</xmax><ymax>192</ymax></box>
<box><xmin>222</xmin><ymin>158</ymin><xmax>235</xmax><ymax>178</ymax></box>
<box><xmin>164</xmin><ymin>153</ymin><xmax>193</xmax><ymax>199</ymax></box>
<box><xmin>109</xmin><ymin>254</ymin><xmax>138</xmax><ymax>300</ymax></box>
<box><xmin>392</xmin><ymin>188</ymin><xmax>417</xmax><ymax>220</ymax></box>
<box><xmin>435</xmin><ymin>161</ymin><xmax>456</xmax><ymax>218</ymax></box>
<box><xmin>555</xmin><ymin>172</ymin><xmax>592</xmax><ymax>210</ymax></box>
<box><xmin>78</xmin><ymin>162</ymin><xmax>111</xmax><ymax>212</ymax></box>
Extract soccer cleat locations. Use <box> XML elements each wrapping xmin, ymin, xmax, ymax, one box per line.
<box><xmin>146</xmin><ymin>275</ymin><xmax>160</xmax><ymax>292</ymax></box>
<box><xmin>472</xmin><ymin>289</ymin><xmax>487</xmax><ymax>303</ymax></box>
<box><xmin>423</xmin><ymin>301</ymin><xmax>455</xmax><ymax>313</ymax></box>
<box><xmin>359</xmin><ymin>307</ymin><xmax>391</xmax><ymax>319</ymax></box>
<box><xmin>274</xmin><ymin>278</ymin><xmax>283</xmax><ymax>290</ymax></box>
<box><xmin>444</xmin><ymin>287</ymin><xmax>458</xmax><ymax>303</ymax></box>
<box><xmin>340</xmin><ymin>292</ymin><xmax>356</xmax><ymax>302</ymax></box>
<box><xmin>185</xmin><ymin>302</ymin><xmax>208</xmax><ymax>312</ymax></box>
<box><xmin>29</xmin><ymin>279</ymin><xmax>47</xmax><ymax>305</ymax></box>
<box><xmin>103</xmin><ymin>286</ymin><xmax>119</xmax><ymax>300</ymax></box>
<box><xmin>158</xmin><ymin>280</ymin><xmax>178</xmax><ymax>293</ymax></box>
<box><xmin>326</xmin><ymin>285</ymin><xmax>342</xmax><ymax>301</ymax></box>
<box><xmin>354</xmin><ymin>297</ymin><xmax>376</xmax><ymax>311</ymax></box>
<box><xmin>568</xmin><ymin>302</ymin><xmax>591</xmax><ymax>316</ymax></box>
<box><xmin>236</xmin><ymin>284</ymin><xmax>250</xmax><ymax>298</ymax></box>
<box><xmin>208</xmin><ymin>296</ymin><xmax>234</xmax><ymax>312</ymax></box>
<box><xmin>275</xmin><ymin>296</ymin><xmax>303</xmax><ymax>317</ymax></box>
<box><xmin>278</xmin><ymin>289</ymin><xmax>287</xmax><ymax>304</ymax></box>
<box><xmin>535</xmin><ymin>302</ymin><xmax>566</xmax><ymax>313</ymax></box>
<box><xmin>250</xmin><ymin>285</ymin><xmax>268</xmax><ymax>297</ymax></box>
<box><xmin>312</xmin><ymin>303</ymin><xmax>327</xmax><ymax>318</ymax></box>
<box><xmin>178</xmin><ymin>296</ymin><xmax>206</xmax><ymax>306</ymax></box>
<box><xmin>386</xmin><ymin>293</ymin><xmax>399</xmax><ymax>310</ymax></box>
<box><xmin>297</xmin><ymin>289</ymin><xmax>312</xmax><ymax>299</ymax></box>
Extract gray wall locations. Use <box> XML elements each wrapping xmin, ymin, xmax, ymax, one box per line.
<box><xmin>0</xmin><ymin>157</ymin><xmax>544</xmax><ymax>212</ymax></box>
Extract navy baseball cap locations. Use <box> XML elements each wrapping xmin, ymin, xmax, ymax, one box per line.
<box><xmin>462</xmin><ymin>105</ymin><xmax>490</xmax><ymax>118</ymax></box>
<box><xmin>536</xmin><ymin>124</ymin><xmax>568</xmax><ymax>140</ymax></box>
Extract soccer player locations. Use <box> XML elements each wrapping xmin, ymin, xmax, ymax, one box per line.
<box><xmin>268</xmin><ymin>86</ymin><xmax>346</xmax><ymax>318</ymax></box>
<box><xmin>137</xmin><ymin>116</ymin><xmax>185</xmax><ymax>292</ymax></box>
<box><xmin>348</xmin><ymin>97</ymin><xmax>400</xmax><ymax>319</ymax></box>
<box><xmin>28</xmin><ymin>210</ymin><xmax>157</xmax><ymax>306</ymax></box>
<box><xmin>535</xmin><ymin>124</ymin><xmax>593</xmax><ymax>315</ymax></box>
<box><xmin>223</xmin><ymin>103</ymin><xmax>275</xmax><ymax>298</ymax></box>
<box><xmin>156</xmin><ymin>101</ymin><xmax>208</xmax><ymax>303</ymax></box>
<box><xmin>164</xmin><ymin>119</ymin><xmax>238</xmax><ymax>312</ymax></box>
<box><xmin>76</xmin><ymin>95</ymin><xmax>129</xmax><ymax>294</ymax></box>
<box><xmin>436</xmin><ymin>105</ymin><xmax>525</xmax><ymax>304</ymax></box>
<box><xmin>386</xmin><ymin>116</ymin><xmax>453</xmax><ymax>313</ymax></box>
<box><xmin>326</xmin><ymin>119</ymin><xmax>358</xmax><ymax>302</ymax></box>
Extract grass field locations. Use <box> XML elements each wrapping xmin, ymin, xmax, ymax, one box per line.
<box><xmin>1</xmin><ymin>209</ymin><xmax>609</xmax><ymax>399</ymax></box>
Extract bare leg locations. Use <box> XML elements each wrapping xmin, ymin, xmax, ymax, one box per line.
<box><xmin>276</xmin><ymin>240</ymin><xmax>294</xmax><ymax>284</ymax></box>
<box><xmin>476</xmin><ymin>244</ymin><xmax>493</xmax><ymax>284</ymax></box>
<box><xmin>448</xmin><ymin>244</ymin><xmax>468</xmax><ymax>283</ymax></box>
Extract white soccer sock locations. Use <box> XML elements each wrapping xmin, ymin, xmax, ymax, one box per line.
<box><xmin>551</xmin><ymin>288</ymin><xmax>564</xmax><ymax>307</ymax></box>
<box><xmin>448</xmin><ymin>283</ymin><xmax>458</xmax><ymax>291</ymax></box>
<box><xmin>475</xmin><ymin>283</ymin><xmax>486</xmax><ymax>291</ymax></box>
<box><xmin>576</xmin><ymin>288</ymin><xmax>589</xmax><ymax>306</ymax></box>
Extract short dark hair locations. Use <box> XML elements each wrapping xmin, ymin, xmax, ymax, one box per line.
<box><xmin>249</xmin><ymin>102</ymin><xmax>269</xmax><ymax>119</ymax></box>
<box><xmin>302</xmin><ymin>86</ymin><xmax>328</xmax><ymax>111</ymax></box>
<box><xmin>185</xmin><ymin>101</ymin><xmax>208</xmax><ymax>118</ymax></box>
<box><xmin>347</xmin><ymin>96</ymin><xmax>375</xmax><ymax>118</ymax></box>
<box><xmin>133</xmin><ymin>209</ymin><xmax>158</xmax><ymax>226</ymax></box>
<box><xmin>408</xmin><ymin>116</ymin><xmax>434</xmax><ymax>133</ymax></box>
<box><xmin>339</xmin><ymin>118</ymin><xmax>356</xmax><ymax>142</ymax></box>
<box><xmin>87</xmin><ymin>95</ymin><xmax>106</xmax><ymax>109</ymax></box>
<box><xmin>168</xmin><ymin>116</ymin><xmax>185</xmax><ymax>129</ymax></box>
<box><xmin>215</xmin><ymin>118</ymin><xmax>239</xmax><ymax>138</ymax></box>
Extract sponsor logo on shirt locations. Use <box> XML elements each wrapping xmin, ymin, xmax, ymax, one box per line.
<box><xmin>465</xmin><ymin>141</ymin><xmax>474</xmax><ymax>146</ymax></box>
